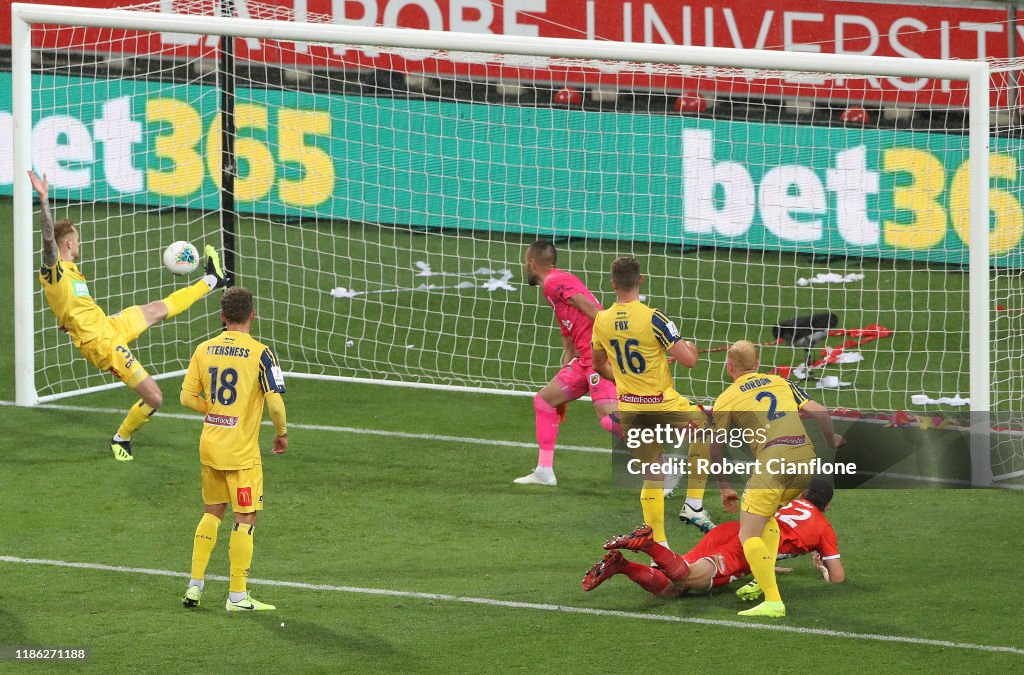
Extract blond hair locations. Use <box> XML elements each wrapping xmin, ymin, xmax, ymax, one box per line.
<box><xmin>727</xmin><ymin>340</ymin><xmax>758</xmax><ymax>372</ymax></box>
<box><xmin>54</xmin><ymin>219</ymin><xmax>76</xmax><ymax>244</ymax></box>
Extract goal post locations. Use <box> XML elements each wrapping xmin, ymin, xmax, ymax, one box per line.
<box><xmin>10</xmin><ymin>2</ymin><xmax>1003</xmax><ymax>483</ymax></box>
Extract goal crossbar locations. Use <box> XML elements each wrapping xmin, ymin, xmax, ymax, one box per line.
<box><xmin>10</xmin><ymin>2</ymin><xmax>991</xmax><ymax>432</ymax></box>
<box><xmin>7</xmin><ymin>3</ymin><xmax>993</xmax><ymax>80</ymax></box>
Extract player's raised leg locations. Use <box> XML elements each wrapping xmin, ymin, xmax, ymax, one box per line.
<box><xmin>110</xmin><ymin>247</ymin><xmax>227</xmax><ymax>459</ymax></box>
<box><xmin>149</xmin><ymin>245</ymin><xmax>229</xmax><ymax>325</ymax></box>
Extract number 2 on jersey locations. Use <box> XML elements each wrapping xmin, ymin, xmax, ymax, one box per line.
<box><xmin>208</xmin><ymin>367</ymin><xmax>238</xmax><ymax>406</ymax></box>
<box><xmin>609</xmin><ymin>338</ymin><xmax>646</xmax><ymax>374</ymax></box>
<box><xmin>755</xmin><ymin>391</ymin><xmax>786</xmax><ymax>420</ymax></box>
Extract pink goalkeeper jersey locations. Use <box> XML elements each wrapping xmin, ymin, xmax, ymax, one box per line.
<box><xmin>543</xmin><ymin>269</ymin><xmax>603</xmax><ymax>367</ymax></box>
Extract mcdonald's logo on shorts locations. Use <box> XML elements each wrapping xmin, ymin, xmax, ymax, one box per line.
<box><xmin>236</xmin><ymin>487</ymin><xmax>253</xmax><ymax>507</ymax></box>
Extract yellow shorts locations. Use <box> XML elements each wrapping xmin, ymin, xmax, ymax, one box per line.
<box><xmin>740</xmin><ymin>447</ymin><xmax>816</xmax><ymax>517</ymax></box>
<box><xmin>201</xmin><ymin>463</ymin><xmax>264</xmax><ymax>513</ymax></box>
<box><xmin>79</xmin><ymin>306</ymin><xmax>151</xmax><ymax>388</ymax></box>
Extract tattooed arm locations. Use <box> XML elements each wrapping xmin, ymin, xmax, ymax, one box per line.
<box><xmin>28</xmin><ymin>171</ymin><xmax>58</xmax><ymax>268</ymax></box>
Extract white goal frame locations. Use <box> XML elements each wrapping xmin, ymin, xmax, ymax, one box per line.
<box><xmin>10</xmin><ymin>4</ymin><xmax>992</xmax><ymax>434</ymax></box>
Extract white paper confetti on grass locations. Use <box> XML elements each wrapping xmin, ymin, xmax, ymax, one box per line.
<box><xmin>330</xmin><ymin>267</ymin><xmax>516</xmax><ymax>298</ymax></box>
<box><xmin>814</xmin><ymin>376</ymin><xmax>852</xmax><ymax>389</ymax></box>
<box><xmin>330</xmin><ymin>287</ymin><xmax>359</xmax><ymax>298</ymax></box>
<box><xmin>796</xmin><ymin>273</ymin><xmax>866</xmax><ymax>287</ymax></box>
<box><xmin>414</xmin><ymin>261</ymin><xmax>504</xmax><ymax>278</ymax></box>
<box><xmin>834</xmin><ymin>351</ymin><xmax>864</xmax><ymax>364</ymax></box>
<box><xmin>910</xmin><ymin>394</ymin><xmax>970</xmax><ymax>407</ymax></box>
<box><xmin>482</xmin><ymin>270</ymin><xmax>515</xmax><ymax>291</ymax></box>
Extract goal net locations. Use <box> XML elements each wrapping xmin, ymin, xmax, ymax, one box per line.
<box><xmin>11</xmin><ymin>1</ymin><xmax>1022</xmax><ymax>483</ymax></box>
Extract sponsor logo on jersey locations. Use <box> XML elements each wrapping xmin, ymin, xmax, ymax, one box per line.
<box><xmin>763</xmin><ymin>435</ymin><xmax>809</xmax><ymax>449</ymax></box>
<box><xmin>204</xmin><ymin>413</ymin><xmax>239</xmax><ymax>427</ymax></box>
<box><xmin>72</xmin><ymin>280</ymin><xmax>90</xmax><ymax>297</ymax></box>
<box><xmin>618</xmin><ymin>393</ymin><xmax>665</xmax><ymax>404</ymax></box>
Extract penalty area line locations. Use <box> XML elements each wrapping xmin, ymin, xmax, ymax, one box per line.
<box><xmin>0</xmin><ymin>400</ymin><xmax>609</xmax><ymax>454</ymax></box>
<box><xmin>0</xmin><ymin>556</ymin><xmax>1021</xmax><ymax>656</ymax></box>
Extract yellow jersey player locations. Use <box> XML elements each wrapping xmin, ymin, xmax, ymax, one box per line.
<box><xmin>591</xmin><ymin>256</ymin><xmax>713</xmax><ymax>550</ymax></box>
<box><xmin>179</xmin><ymin>287</ymin><xmax>288</xmax><ymax>612</ymax></box>
<box><xmin>28</xmin><ymin>170</ymin><xmax>228</xmax><ymax>461</ymax></box>
<box><xmin>708</xmin><ymin>340</ymin><xmax>844</xmax><ymax>619</ymax></box>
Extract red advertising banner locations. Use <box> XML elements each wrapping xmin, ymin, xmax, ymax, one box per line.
<box><xmin>10</xmin><ymin>0</ymin><xmax>1020</xmax><ymax>106</ymax></box>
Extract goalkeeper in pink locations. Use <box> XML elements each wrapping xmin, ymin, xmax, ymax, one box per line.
<box><xmin>514</xmin><ymin>240</ymin><xmax>621</xmax><ymax>486</ymax></box>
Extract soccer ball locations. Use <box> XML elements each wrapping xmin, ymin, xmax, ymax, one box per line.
<box><xmin>163</xmin><ymin>241</ymin><xmax>200</xmax><ymax>276</ymax></box>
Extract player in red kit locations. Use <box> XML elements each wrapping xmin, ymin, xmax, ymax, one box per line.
<box><xmin>582</xmin><ymin>479</ymin><xmax>844</xmax><ymax>596</ymax></box>
<box><xmin>514</xmin><ymin>240</ymin><xmax>620</xmax><ymax>486</ymax></box>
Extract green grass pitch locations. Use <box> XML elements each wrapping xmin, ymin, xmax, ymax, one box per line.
<box><xmin>0</xmin><ymin>196</ymin><xmax>1022</xmax><ymax>671</ymax></box>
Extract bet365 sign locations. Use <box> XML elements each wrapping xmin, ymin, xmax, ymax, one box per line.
<box><xmin>0</xmin><ymin>72</ymin><xmax>1020</xmax><ymax>267</ymax></box>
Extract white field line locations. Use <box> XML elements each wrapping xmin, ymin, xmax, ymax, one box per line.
<box><xmin>0</xmin><ymin>400</ymin><xmax>609</xmax><ymax>454</ymax></box>
<box><xmin>0</xmin><ymin>555</ymin><xmax>1021</xmax><ymax>656</ymax></box>
<box><xmin>4</xmin><ymin>401</ymin><xmax>1023</xmax><ymax>488</ymax></box>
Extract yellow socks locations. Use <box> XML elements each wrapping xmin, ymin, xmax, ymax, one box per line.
<box><xmin>163</xmin><ymin>279</ymin><xmax>211</xmax><ymax>319</ymax></box>
<box><xmin>762</xmin><ymin>516</ymin><xmax>781</xmax><ymax>566</ymax></box>
<box><xmin>229</xmin><ymin>522</ymin><xmax>255</xmax><ymax>594</ymax></box>
<box><xmin>190</xmin><ymin>512</ymin><xmax>221</xmax><ymax>582</ymax></box>
<box><xmin>640</xmin><ymin>480</ymin><xmax>667</xmax><ymax>544</ymax></box>
<box><xmin>686</xmin><ymin>439</ymin><xmax>710</xmax><ymax>502</ymax></box>
<box><xmin>743</xmin><ymin>532</ymin><xmax>782</xmax><ymax>603</ymax></box>
<box><xmin>116</xmin><ymin>400</ymin><xmax>155</xmax><ymax>440</ymax></box>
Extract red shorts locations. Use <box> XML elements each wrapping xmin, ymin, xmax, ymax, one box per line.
<box><xmin>682</xmin><ymin>521</ymin><xmax>750</xmax><ymax>588</ymax></box>
<box><xmin>555</xmin><ymin>358</ymin><xmax>617</xmax><ymax>405</ymax></box>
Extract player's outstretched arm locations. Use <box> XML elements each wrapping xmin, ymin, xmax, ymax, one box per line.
<box><xmin>28</xmin><ymin>171</ymin><xmax>58</xmax><ymax>268</ymax></box>
<box><xmin>666</xmin><ymin>338</ymin><xmax>698</xmax><ymax>369</ymax></box>
<box><xmin>266</xmin><ymin>392</ymin><xmax>288</xmax><ymax>455</ymax></box>
<box><xmin>802</xmin><ymin>400</ymin><xmax>845</xmax><ymax>449</ymax></box>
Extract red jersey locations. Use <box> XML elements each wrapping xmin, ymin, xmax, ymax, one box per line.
<box><xmin>682</xmin><ymin>499</ymin><xmax>840</xmax><ymax>590</ymax></box>
<box><xmin>776</xmin><ymin>499</ymin><xmax>841</xmax><ymax>561</ymax></box>
<box><xmin>542</xmin><ymin>269</ymin><xmax>603</xmax><ymax>367</ymax></box>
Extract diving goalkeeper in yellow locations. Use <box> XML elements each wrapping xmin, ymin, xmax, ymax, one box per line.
<box><xmin>709</xmin><ymin>340</ymin><xmax>844</xmax><ymax>619</ymax></box>
<box><xmin>179</xmin><ymin>286</ymin><xmax>288</xmax><ymax>612</ymax></box>
<box><xmin>29</xmin><ymin>170</ymin><xmax>228</xmax><ymax>461</ymax></box>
